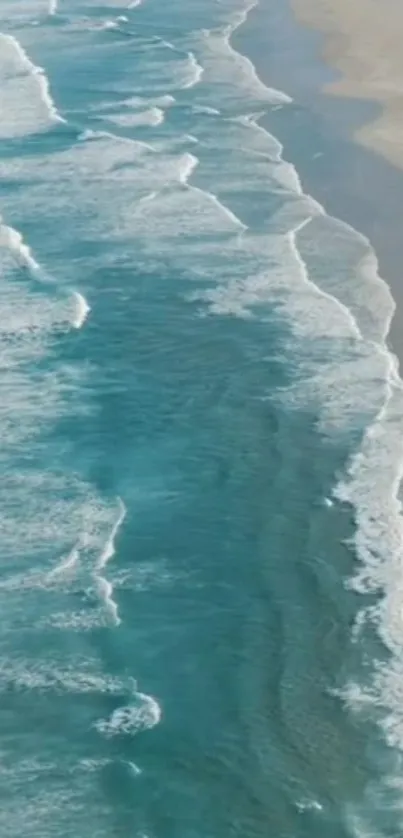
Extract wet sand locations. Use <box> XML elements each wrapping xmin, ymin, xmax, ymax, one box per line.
<box><xmin>235</xmin><ymin>0</ymin><xmax>403</xmax><ymax>358</ymax></box>
<box><xmin>293</xmin><ymin>0</ymin><xmax>403</xmax><ymax>171</ymax></box>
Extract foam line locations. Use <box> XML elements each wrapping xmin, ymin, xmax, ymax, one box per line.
<box><xmin>0</xmin><ymin>219</ymin><xmax>89</xmax><ymax>332</ymax></box>
<box><xmin>226</xmin><ymin>2</ymin><xmax>292</xmax><ymax>105</ymax></box>
<box><xmin>94</xmin><ymin>575</ymin><xmax>120</xmax><ymax>626</ymax></box>
<box><xmin>47</xmin><ymin>544</ymin><xmax>80</xmax><ymax>582</ymax></box>
<box><xmin>48</xmin><ymin>0</ymin><xmax>57</xmax><ymax>15</ymax></box>
<box><xmin>187</xmin><ymin>181</ymin><xmax>248</xmax><ymax>231</ymax></box>
<box><xmin>192</xmin><ymin>104</ymin><xmax>220</xmax><ymax>115</ymax></box>
<box><xmin>181</xmin><ymin>51</ymin><xmax>204</xmax><ymax>90</ymax></box>
<box><xmin>176</xmin><ymin>153</ymin><xmax>247</xmax><ymax>231</ymax></box>
<box><xmin>93</xmin><ymin>498</ymin><xmax>126</xmax><ymax>626</ymax></box>
<box><xmin>289</xmin><ymin>218</ymin><xmax>362</xmax><ymax>340</ymax></box>
<box><xmin>1</xmin><ymin>34</ymin><xmax>65</xmax><ymax>127</ymax></box>
<box><xmin>0</xmin><ymin>219</ymin><xmax>41</xmax><ymax>276</ymax></box>
<box><xmin>96</xmin><ymin>499</ymin><xmax>126</xmax><ymax>572</ymax></box>
<box><xmin>178</xmin><ymin>152</ymin><xmax>199</xmax><ymax>185</ymax></box>
<box><xmin>72</xmin><ymin>292</ymin><xmax>90</xmax><ymax>329</ymax></box>
<box><xmin>206</xmin><ymin>191</ymin><xmax>248</xmax><ymax>231</ymax></box>
<box><xmin>79</xmin><ymin>128</ymin><xmax>155</xmax><ymax>153</ymax></box>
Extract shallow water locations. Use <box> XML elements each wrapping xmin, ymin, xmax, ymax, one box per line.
<box><xmin>1</xmin><ymin>1</ymin><xmax>403</xmax><ymax>835</ymax></box>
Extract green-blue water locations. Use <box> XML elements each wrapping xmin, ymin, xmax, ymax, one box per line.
<box><xmin>1</xmin><ymin>1</ymin><xmax>403</xmax><ymax>835</ymax></box>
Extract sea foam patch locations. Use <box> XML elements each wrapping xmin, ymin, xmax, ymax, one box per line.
<box><xmin>95</xmin><ymin>688</ymin><xmax>161</xmax><ymax>737</ymax></box>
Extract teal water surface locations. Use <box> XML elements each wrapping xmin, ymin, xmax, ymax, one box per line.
<box><xmin>0</xmin><ymin>1</ymin><xmax>402</xmax><ymax>836</ymax></box>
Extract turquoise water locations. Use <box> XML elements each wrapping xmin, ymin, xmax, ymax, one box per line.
<box><xmin>1</xmin><ymin>1</ymin><xmax>403</xmax><ymax>835</ymax></box>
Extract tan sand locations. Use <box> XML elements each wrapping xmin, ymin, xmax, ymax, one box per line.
<box><xmin>292</xmin><ymin>0</ymin><xmax>403</xmax><ymax>170</ymax></box>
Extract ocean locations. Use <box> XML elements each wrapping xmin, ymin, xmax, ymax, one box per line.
<box><xmin>1</xmin><ymin>0</ymin><xmax>403</xmax><ymax>835</ymax></box>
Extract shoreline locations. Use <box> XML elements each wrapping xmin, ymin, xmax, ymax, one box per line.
<box><xmin>234</xmin><ymin>0</ymin><xmax>403</xmax><ymax>361</ymax></box>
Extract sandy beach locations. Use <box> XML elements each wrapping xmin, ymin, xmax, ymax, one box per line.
<box><xmin>292</xmin><ymin>0</ymin><xmax>403</xmax><ymax>170</ymax></box>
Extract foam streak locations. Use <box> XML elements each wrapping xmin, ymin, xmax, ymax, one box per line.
<box><xmin>93</xmin><ymin>498</ymin><xmax>126</xmax><ymax>626</ymax></box>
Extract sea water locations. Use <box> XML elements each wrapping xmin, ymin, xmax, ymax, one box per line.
<box><xmin>0</xmin><ymin>0</ymin><xmax>402</xmax><ymax>836</ymax></box>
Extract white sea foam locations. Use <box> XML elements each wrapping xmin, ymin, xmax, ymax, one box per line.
<box><xmin>0</xmin><ymin>0</ymin><xmax>397</xmax><ymax>744</ymax></box>
<box><xmin>95</xmin><ymin>16</ymin><xmax>131</xmax><ymax>31</ymax></box>
<box><xmin>127</xmin><ymin>761</ymin><xmax>142</xmax><ymax>776</ymax></box>
<box><xmin>95</xmin><ymin>687</ymin><xmax>161</xmax><ymax>737</ymax></box>
<box><xmin>1</xmin><ymin>132</ymin><xmax>250</xmax><ymax>259</ymax></box>
<box><xmin>93</xmin><ymin>498</ymin><xmax>126</xmax><ymax>626</ymax></box>
<box><xmin>96</xmin><ymin>499</ymin><xmax>126</xmax><ymax>573</ymax></box>
<box><xmin>46</xmin><ymin>544</ymin><xmax>80</xmax><ymax>583</ymax></box>
<box><xmin>48</xmin><ymin>0</ymin><xmax>57</xmax><ymax>14</ymax></box>
<box><xmin>0</xmin><ymin>34</ymin><xmax>65</xmax><ymax>137</ymax></box>
<box><xmin>22</xmin><ymin>491</ymin><xmax>127</xmax><ymax>635</ymax></box>
<box><xmin>181</xmin><ymin>51</ymin><xmax>204</xmax><ymax>89</ymax></box>
<box><xmin>0</xmin><ymin>471</ymin><xmax>125</xmax><ymax>636</ymax></box>
<box><xmin>38</xmin><ymin>609</ymin><xmax>102</xmax><ymax>631</ymax></box>
<box><xmin>72</xmin><ymin>291</ymin><xmax>90</xmax><ymax>328</ymax></box>
<box><xmin>271</xmin><ymin>197</ymin><xmax>403</xmax><ymax>742</ymax></box>
<box><xmin>77</xmin><ymin>127</ymin><xmax>155</xmax><ymax>152</ymax></box>
<box><xmin>295</xmin><ymin>798</ymin><xmax>323</xmax><ymax>814</ymax></box>
<box><xmin>100</xmin><ymin>93</ymin><xmax>174</xmax><ymax>117</ymax></box>
<box><xmin>100</xmin><ymin>19</ymin><xmax>120</xmax><ymax>30</ymax></box>
<box><xmin>0</xmin><ymin>218</ymin><xmax>89</xmax><ymax>333</ymax></box>
<box><xmin>94</xmin><ymin>575</ymin><xmax>120</xmax><ymax>625</ymax></box>
<box><xmin>211</xmin><ymin>0</ymin><xmax>403</xmax><ymax>800</ymax></box>
<box><xmin>296</xmin><ymin>215</ymin><xmax>395</xmax><ymax>346</ymax></box>
<box><xmin>78</xmin><ymin>758</ymin><xmax>111</xmax><ymax>773</ymax></box>
<box><xmin>288</xmin><ymin>219</ymin><xmax>362</xmax><ymax>341</ymax></box>
<box><xmin>178</xmin><ymin>151</ymin><xmax>199</xmax><ymax>184</ymax></box>
<box><xmin>0</xmin><ymin>219</ymin><xmax>41</xmax><ymax>276</ymax></box>
<box><xmin>1</xmin><ymin>0</ymin><xmax>401</xmax><ymax>831</ymax></box>
<box><xmin>0</xmin><ymin>246</ymin><xmax>71</xmax><ymax>379</ymax></box>
<box><xmin>247</xmin><ymin>88</ymin><xmax>403</xmax><ymax>794</ymax></box>
<box><xmin>334</xmin><ymin>374</ymin><xmax>403</xmax><ymax>748</ymax></box>
<box><xmin>193</xmin><ymin>218</ymin><xmax>361</xmax><ymax>335</ymax></box>
<box><xmin>106</xmin><ymin>106</ymin><xmax>164</xmax><ymax>127</ymax></box>
<box><xmin>0</xmin><ymin>657</ymin><xmax>127</xmax><ymax>694</ymax></box>
<box><xmin>193</xmin><ymin>15</ymin><xmax>291</xmax><ymax>114</ymax></box>
<box><xmin>0</xmin><ymin>1</ymin><xmax>50</xmax><ymax>25</ymax></box>
<box><xmin>154</xmin><ymin>94</ymin><xmax>176</xmax><ymax>106</ymax></box>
